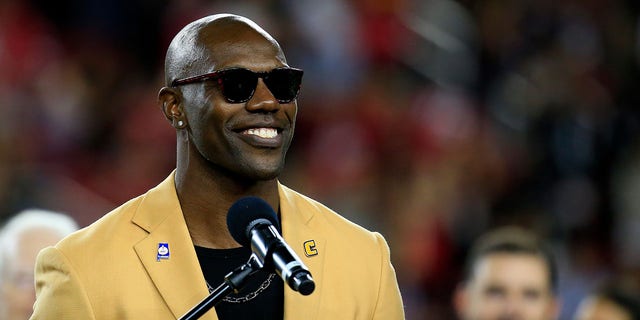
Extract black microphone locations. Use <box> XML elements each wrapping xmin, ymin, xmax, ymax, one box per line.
<box><xmin>227</xmin><ymin>197</ymin><xmax>315</xmax><ymax>295</ymax></box>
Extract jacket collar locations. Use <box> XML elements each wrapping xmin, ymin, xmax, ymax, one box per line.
<box><xmin>131</xmin><ymin>172</ymin><xmax>217</xmax><ymax>320</ymax></box>
<box><xmin>130</xmin><ymin>172</ymin><xmax>326</xmax><ymax>320</ymax></box>
<box><xmin>279</xmin><ymin>184</ymin><xmax>325</xmax><ymax>320</ymax></box>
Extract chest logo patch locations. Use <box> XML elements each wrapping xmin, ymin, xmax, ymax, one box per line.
<box><xmin>157</xmin><ymin>242</ymin><xmax>170</xmax><ymax>261</ymax></box>
<box><xmin>303</xmin><ymin>240</ymin><xmax>318</xmax><ymax>257</ymax></box>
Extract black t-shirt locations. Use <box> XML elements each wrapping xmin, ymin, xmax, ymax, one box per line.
<box><xmin>194</xmin><ymin>245</ymin><xmax>284</xmax><ymax>320</ymax></box>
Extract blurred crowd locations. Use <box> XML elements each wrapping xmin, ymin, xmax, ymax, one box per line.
<box><xmin>2</xmin><ymin>0</ymin><xmax>640</xmax><ymax>318</ymax></box>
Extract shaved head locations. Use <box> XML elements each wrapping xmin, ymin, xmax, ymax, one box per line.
<box><xmin>158</xmin><ymin>13</ymin><xmax>297</xmax><ymax>184</ymax></box>
<box><xmin>164</xmin><ymin>14</ymin><xmax>285</xmax><ymax>86</ymax></box>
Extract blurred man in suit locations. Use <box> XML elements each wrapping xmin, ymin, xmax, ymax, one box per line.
<box><xmin>0</xmin><ymin>209</ymin><xmax>77</xmax><ymax>320</ymax></box>
<box><xmin>454</xmin><ymin>226</ymin><xmax>560</xmax><ymax>320</ymax></box>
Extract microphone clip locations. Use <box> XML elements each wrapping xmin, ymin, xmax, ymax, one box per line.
<box><xmin>179</xmin><ymin>254</ymin><xmax>263</xmax><ymax>320</ymax></box>
<box><xmin>224</xmin><ymin>254</ymin><xmax>264</xmax><ymax>293</ymax></box>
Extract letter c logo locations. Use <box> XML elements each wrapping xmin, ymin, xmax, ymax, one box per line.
<box><xmin>303</xmin><ymin>240</ymin><xmax>318</xmax><ymax>257</ymax></box>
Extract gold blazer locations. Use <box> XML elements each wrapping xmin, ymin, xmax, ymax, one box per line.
<box><xmin>30</xmin><ymin>173</ymin><xmax>405</xmax><ymax>319</ymax></box>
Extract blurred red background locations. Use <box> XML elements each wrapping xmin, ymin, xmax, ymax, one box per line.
<box><xmin>2</xmin><ymin>0</ymin><xmax>640</xmax><ymax>318</ymax></box>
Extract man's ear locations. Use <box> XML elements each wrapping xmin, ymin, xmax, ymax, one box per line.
<box><xmin>158</xmin><ymin>87</ymin><xmax>186</xmax><ymax>128</ymax></box>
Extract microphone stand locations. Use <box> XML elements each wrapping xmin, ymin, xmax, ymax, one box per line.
<box><xmin>179</xmin><ymin>254</ymin><xmax>264</xmax><ymax>320</ymax></box>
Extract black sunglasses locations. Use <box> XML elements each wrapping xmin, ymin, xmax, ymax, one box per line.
<box><xmin>171</xmin><ymin>67</ymin><xmax>303</xmax><ymax>104</ymax></box>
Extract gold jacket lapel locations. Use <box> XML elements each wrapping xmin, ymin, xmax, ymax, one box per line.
<box><xmin>279</xmin><ymin>183</ymin><xmax>325</xmax><ymax>320</ymax></box>
<box><xmin>132</xmin><ymin>173</ymin><xmax>219</xmax><ymax>320</ymax></box>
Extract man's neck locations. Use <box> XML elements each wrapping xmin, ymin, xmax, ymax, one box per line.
<box><xmin>174</xmin><ymin>165</ymin><xmax>280</xmax><ymax>249</ymax></box>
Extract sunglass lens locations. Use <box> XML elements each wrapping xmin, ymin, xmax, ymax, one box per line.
<box><xmin>220</xmin><ymin>69</ymin><xmax>257</xmax><ymax>103</ymax></box>
<box><xmin>265</xmin><ymin>69</ymin><xmax>303</xmax><ymax>103</ymax></box>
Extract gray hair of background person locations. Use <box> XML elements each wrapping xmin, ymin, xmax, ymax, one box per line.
<box><xmin>462</xmin><ymin>226</ymin><xmax>559</xmax><ymax>292</ymax></box>
<box><xmin>588</xmin><ymin>282</ymin><xmax>640</xmax><ymax>320</ymax></box>
<box><xmin>0</xmin><ymin>209</ymin><xmax>79</xmax><ymax>284</ymax></box>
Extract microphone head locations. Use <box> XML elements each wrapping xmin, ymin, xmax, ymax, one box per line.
<box><xmin>227</xmin><ymin>196</ymin><xmax>280</xmax><ymax>247</ymax></box>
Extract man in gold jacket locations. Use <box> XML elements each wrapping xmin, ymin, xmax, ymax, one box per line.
<box><xmin>30</xmin><ymin>14</ymin><xmax>405</xmax><ymax>320</ymax></box>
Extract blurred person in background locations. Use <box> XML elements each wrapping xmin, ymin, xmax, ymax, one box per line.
<box><xmin>0</xmin><ymin>209</ymin><xmax>78</xmax><ymax>320</ymax></box>
<box><xmin>454</xmin><ymin>226</ymin><xmax>560</xmax><ymax>320</ymax></box>
<box><xmin>574</xmin><ymin>281</ymin><xmax>640</xmax><ymax>320</ymax></box>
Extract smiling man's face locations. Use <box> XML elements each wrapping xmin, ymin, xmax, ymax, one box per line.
<box><xmin>178</xmin><ymin>18</ymin><xmax>297</xmax><ymax>181</ymax></box>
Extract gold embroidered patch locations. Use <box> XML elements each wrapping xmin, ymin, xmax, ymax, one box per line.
<box><xmin>303</xmin><ymin>240</ymin><xmax>318</xmax><ymax>257</ymax></box>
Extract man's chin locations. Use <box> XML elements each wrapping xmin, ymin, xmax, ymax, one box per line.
<box><xmin>251</xmin><ymin>168</ymin><xmax>283</xmax><ymax>181</ymax></box>
<box><xmin>235</xmin><ymin>162</ymin><xmax>284</xmax><ymax>182</ymax></box>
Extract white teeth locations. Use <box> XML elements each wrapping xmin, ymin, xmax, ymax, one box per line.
<box><xmin>244</xmin><ymin>128</ymin><xmax>278</xmax><ymax>138</ymax></box>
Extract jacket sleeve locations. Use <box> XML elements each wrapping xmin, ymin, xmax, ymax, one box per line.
<box><xmin>372</xmin><ymin>232</ymin><xmax>405</xmax><ymax>320</ymax></box>
<box><xmin>30</xmin><ymin>246</ymin><xmax>96</xmax><ymax>319</ymax></box>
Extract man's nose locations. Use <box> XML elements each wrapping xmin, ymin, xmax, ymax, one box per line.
<box><xmin>499</xmin><ymin>298</ymin><xmax>524</xmax><ymax>320</ymax></box>
<box><xmin>499</xmin><ymin>302</ymin><xmax>525</xmax><ymax>320</ymax></box>
<box><xmin>246</xmin><ymin>79</ymin><xmax>279</xmax><ymax>112</ymax></box>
